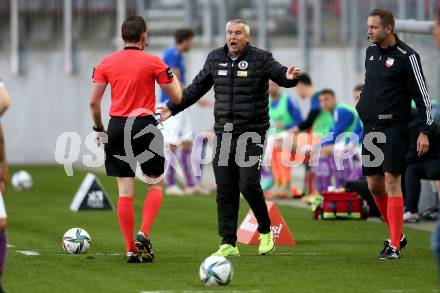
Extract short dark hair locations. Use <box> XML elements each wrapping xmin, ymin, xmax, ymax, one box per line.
<box><xmin>297</xmin><ymin>73</ymin><xmax>312</xmax><ymax>86</ymax></box>
<box><xmin>437</xmin><ymin>8</ymin><xmax>440</xmax><ymax>22</ymax></box>
<box><xmin>369</xmin><ymin>9</ymin><xmax>395</xmax><ymax>32</ymax></box>
<box><xmin>121</xmin><ymin>16</ymin><xmax>147</xmax><ymax>43</ymax></box>
<box><xmin>353</xmin><ymin>83</ymin><xmax>364</xmax><ymax>92</ymax></box>
<box><xmin>174</xmin><ymin>28</ymin><xmax>194</xmax><ymax>44</ymax></box>
<box><xmin>319</xmin><ymin>89</ymin><xmax>335</xmax><ymax>97</ymax></box>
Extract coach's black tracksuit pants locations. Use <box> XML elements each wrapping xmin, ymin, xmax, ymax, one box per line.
<box><xmin>213</xmin><ymin>132</ymin><xmax>271</xmax><ymax>245</ymax></box>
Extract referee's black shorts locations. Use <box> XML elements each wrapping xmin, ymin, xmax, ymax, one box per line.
<box><xmin>361</xmin><ymin>126</ymin><xmax>409</xmax><ymax>176</ymax></box>
<box><xmin>104</xmin><ymin>115</ymin><xmax>165</xmax><ymax>178</ymax></box>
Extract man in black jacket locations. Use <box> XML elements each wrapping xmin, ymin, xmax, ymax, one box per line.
<box><xmin>431</xmin><ymin>8</ymin><xmax>440</xmax><ymax>280</ymax></box>
<box><xmin>161</xmin><ymin>19</ymin><xmax>300</xmax><ymax>256</ymax></box>
<box><xmin>404</xmin><ymin>109</ymin><xmax>440</xmax><ymax>223</ymax></box>
<box><xmin>356</xmin><ymin>9</ymin><xmax>434</xmax><ymax>260</ymax></box>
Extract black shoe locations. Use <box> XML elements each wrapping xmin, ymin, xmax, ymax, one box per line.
<box><xmin>126</xmin><ymin>252</ymin><xmax>142</xmax><ymax>263</ymax></box>
<box><xmin>378</xmin><ymin>235</ymin><xmax>407</xmax><ymax>257</ymax></box>
<box><xmin>379</xmin><ymin>246</ymin><xmax>400</xmax><ymax>260</ymax></box>
<box><xmin>378</xmin><ymin>240</ymin><xmax>390</xmax><ymax>257</ymax></box>
<box><xmin>135</xmin><ymin>232</ymin><xmax>154</xmax><ymax>262</ymax></box>
<box><xmin>421</xmin><ymin>207</ymin><xmax>439</xmax><ymax>220</ymax></box>
<box><xmin>400</xmin><ymin>234</ymin><xmax>408</xmax><ymax>250</ymax></box>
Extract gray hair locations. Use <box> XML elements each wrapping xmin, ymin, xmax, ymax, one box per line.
<box><xmin>225</xmin><ymin>19</ymin><xmax>250</xmax><ymax>35</ymax></box>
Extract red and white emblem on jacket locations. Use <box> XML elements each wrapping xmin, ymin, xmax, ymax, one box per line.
<box><xmin>385</xmin><ymin>57</ymin><xmax>395</xmax><ymax>68</ymax></box>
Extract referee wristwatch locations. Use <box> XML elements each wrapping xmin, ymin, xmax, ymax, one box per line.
<box><xmin>92</xmin><ymin>125</ymin><xmax>104</xmax><ymax>132</ymax></box>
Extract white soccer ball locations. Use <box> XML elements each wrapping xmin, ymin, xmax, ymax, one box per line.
<box><xmin>199</xmin><ymin>255</ymin><xmax>233</xmax><ymax>286</ymax></box>
<box><xmin>62</xmin><ymin>228</ymin><xmax>92</xmax><ymax>254</ymax></box>
<box><xmin>11</xmin><ymin>170</ymin><xmax>33</xmax><ymax>191</ymax></box>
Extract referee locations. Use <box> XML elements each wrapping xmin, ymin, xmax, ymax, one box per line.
<box><xmin>357</xmin><ymin>9</ymin><xmax>435</xmax><ymax>260</ymax></box>
<box><xmin>89</xmin><ymin>16</ymin><xmax>182</xmax><ymax>263</ymax></box>
<box><xmin>161</xmin><ymin>19</ymin><xmax>300</xmax><ymax>256</ymax></box>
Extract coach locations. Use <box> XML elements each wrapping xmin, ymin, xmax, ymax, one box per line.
<box><xmin>357</xmin><ymin>9</ymin><xmax>435</xmax><ymax>260</ymax></box>
<box><xmin>161</xmin><ymin>19</ymin><xmax>300</xmax><ymax>256</ymax></box>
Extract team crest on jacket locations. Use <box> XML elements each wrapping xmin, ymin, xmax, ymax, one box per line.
<box><xmin>385</xmin><ymin>58</ymin><xmax>395</xmax><ymax>68</ymax></box>
<box><xmin>238</xmin><ymin>61</ymin><xmax>248</xmax><ymax>70</ymax></box>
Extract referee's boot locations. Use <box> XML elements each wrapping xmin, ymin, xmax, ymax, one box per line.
<box><xmin>126</xmin><ymin>252</ymin><xmax>142</xmax><ymax>263</ymax></box>
<box><xmin>378</xmin><ymin>234</ymin><xmax>407</xmax><ymax>258</ymax></box>
<box><xmin>259</xmin><ymin>231</ymin><xmax>275</xmax><ymax>255</ymax></box>
<box><xmin>135</xmin><ymin>232</ymin><xmax>154</xmax><ymax>262</ymax></box>
<box><xmin>379</xmin><ymin>246</ymin><xmax>400</xmax><ymax>260</ymax></box>
<box><xmin>212</xmin><ymin>244</ymin><xmax>240</xmax><ymax>257</ymax></box>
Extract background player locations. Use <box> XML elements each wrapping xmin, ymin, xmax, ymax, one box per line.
<box><xmin>292</xmin><ymin>74</ymin><xmax>333</xmax><ymax>137</ymax></box>
<box><xmin>265</xmin><ymin>80</ymin><xmax>302</xmax><ymax>198</ymax></box>
<box><xmin>315</xmin><ymin>89</ymin><xmax>363</xmax><ymax>191</ymax></box>
<box><xmin>160</xmin><ymin>28</ymin><xmax>210</xmax><ymax>196</ymax></box>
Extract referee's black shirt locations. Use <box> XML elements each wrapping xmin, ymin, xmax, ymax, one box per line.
<box><xmin>356</xmin><ymin>35</ymin><xmax>435</xmax><ymax>134</ymax></box>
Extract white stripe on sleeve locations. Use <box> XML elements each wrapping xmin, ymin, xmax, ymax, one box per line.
<box><xmin>409</xmin><ymin>54</ymin><xmax>433</xmax><ymax>125</ymax></box>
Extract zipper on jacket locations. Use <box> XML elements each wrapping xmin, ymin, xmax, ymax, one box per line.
<box><xmin>230</xmin><ymin>60</ymin><xmax>235</xmax><ymax>124</ymax></box>
<box><xmin>372</xmin><ymin>49</ymin><xmax>380</xmax><ymax>128</ymax></box>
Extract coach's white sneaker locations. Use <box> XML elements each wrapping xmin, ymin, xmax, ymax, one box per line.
<box><xmin>166</xmin><ymin>185</ymin><xmax>185</xmax><ymax>196</ymax></box>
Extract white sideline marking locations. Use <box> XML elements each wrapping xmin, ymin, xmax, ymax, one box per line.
<box><xmin>140</xmin><ymin>290</ymin><xmax>261</xmax><ymax>293</ymax></box>
<box><xmin>278</xmin><ymin>252</ymin><xmax>323</xmax><ymax>255</ymax></box>
<box><xmin>380</xmin><ymin>290</ymin><xmax>419</xmax><ymax>293</ymax></box>
<box><xmin>57</xmin><ymin>252</ymin><xmax>123</xmax><ymax>256</ymax></box>
<box><xmin>58</xmin><ymin>251</ymin><xmax>321</xmax><ymax>257</ymax></box>
<box><xmin>140</xmin><ymin>291</ymin><xmax>172</xmax><ymax>293</ymax></box>
<box><xmin>16</xmin><ymin>250</ymin><xmax>40</xmax><ymax>256</ymax></box>
<box><xmin>6</xmin><ymin>244</ymin><xmax>15</xmax><ymax>248</ymax></box>
<box><xmin>241</xmin><ymin>252</ymin><xmax>323</xmax><ymax>255</ymax></box>
<box><xmin>380</xmin><ymin>289</ymin><xmax>422</xmax><ymax>293</ymax></box>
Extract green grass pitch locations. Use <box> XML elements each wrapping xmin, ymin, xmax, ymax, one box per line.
<box><xmin>3</xmin><ymin>166</ymin><xmax>439</xmax><ymax>292</ymax></box>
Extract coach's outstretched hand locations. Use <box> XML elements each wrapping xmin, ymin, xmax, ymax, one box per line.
<box><xmin>159</xmin><ymin>106</ymin><xmax>172</xmax><ymax>122</ymax></box>
<box><xmin>286</xmin><ymin>67</ymin><xmax>301</xmax><ymax>80</ymax></box>
<box><xmin>417</xmin><ymin>132</ymin><xmax>430</xmax><ymax>157</ymax></box>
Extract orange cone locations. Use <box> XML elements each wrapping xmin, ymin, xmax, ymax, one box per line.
<box><xmin>237</xmin><ymin>201</ymin><xmax>296</xmax><ymax>246</ymax></box>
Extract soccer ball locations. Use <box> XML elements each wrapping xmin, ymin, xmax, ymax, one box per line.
<box><xmin>62</xmin><ymin>228</ymin><xmax>92</xmax><ymax>254</ymax></box>
<box><xmin>199</xmin><ymin>255</ymin><xmax>233</xmax><ymax>286</ymax></box>
<box><xmin>11</xmin><ymin>170</ymin><xmax>33</xmax><ymax>191</ymax></box>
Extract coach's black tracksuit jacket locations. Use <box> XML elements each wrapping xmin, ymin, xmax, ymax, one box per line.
<box><xmin>167</xmin><ymin>43</ymin><xmax>298</xmax><ymax>134</ymax></box>
<box><xmin>356</xmin><ymin>36</ymin><xmax>434</xmax><ymax>134</ymax></box>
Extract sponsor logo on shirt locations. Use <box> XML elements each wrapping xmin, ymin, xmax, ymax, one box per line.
<box><xmin>219</xmin><ymin>62</ymin><xmax>228</xmax><ymax>67</ymax></box>
<box><xmin>397</xmin><ymin>46</ymin><xmax>407</xmax><ymax>54</ymax></box>
<box><xmin>237</xmin><ymin>71</ymin><xmax>248</xmax><ymax>77</ymax></box>
<box><xmin>385</xmin><ymin>58</ymin><xmax>394</xmax><ymax>68</ymax></box>
<box><xmin>218</xmin><ymin>70</ymin><xmax>228</xmax><ymax>76</ymax></box>
<box><xmin>166</xmin><ymin>67</ymin><xmax>174</xmax><ymax>79</ymax></box>
<box><xmin>238</xmin><ymin>61</ymin><xmax>248</xmax><ymax>70</ymax></box>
